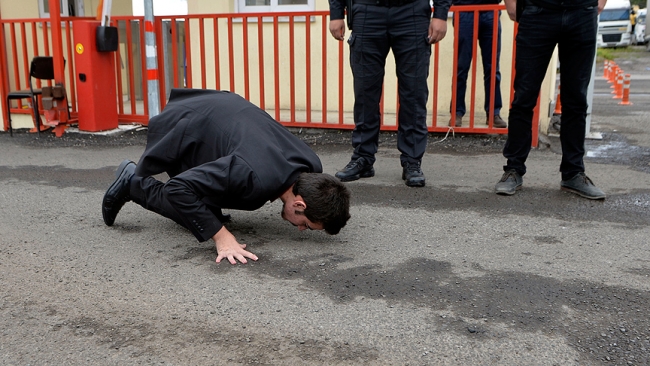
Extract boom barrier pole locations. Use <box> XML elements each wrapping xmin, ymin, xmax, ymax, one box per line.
<box><xmin>144</xmin><ymin>0</ymin><xmax>160</xmax><ymax>118</ymax></box>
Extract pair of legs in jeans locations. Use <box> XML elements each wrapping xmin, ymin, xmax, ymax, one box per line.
<box><xmin>498</xmin><ymin>4</ymin><xmax>605</xmax><ymax>199</ymax></box>
<box><xmin>453</xmin><ymin>10</ymin><xmax>502</xmax><ymax>123</ymax></box>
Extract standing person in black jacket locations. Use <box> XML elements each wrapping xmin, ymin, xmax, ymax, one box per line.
<box><xmin>495</xmin><ymin>0</ymin><xmax>608</xmax><ymax>199</ymax></box>
<box><xmin>449</xmin><ymin>0</ymin><xmax>507</xmax><ymax>129</ymax></box>
<box><xmin>328</xmin><ymin>0</ymin><xmax>451</xmax><ymax>187</ymax></box>
<box><xmin>102</xmin><ymin>89</ymin><xmax>351</xmax><ymax>265</ymax></box>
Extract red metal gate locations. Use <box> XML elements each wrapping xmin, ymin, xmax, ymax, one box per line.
<box><xmin>0</xmin><ymin>6</ymin><xmax>539</xmax><ymax>146</ymax></box>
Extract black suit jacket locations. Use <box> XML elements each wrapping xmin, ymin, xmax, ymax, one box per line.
<box><xmin>135</xmin><ymin>89</ymin><xmax>323</xmax><ymax>241</ymax></box>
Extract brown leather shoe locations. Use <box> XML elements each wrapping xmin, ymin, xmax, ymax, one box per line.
<box><xmin>489</xmin><ymin>115</ymin><xmax>507</xmax><ymax>128</ymax></box>
<box><xmin>449</xmin><ymin>114</ymin><xmax>463</xmax><ymax>127</ymax></box>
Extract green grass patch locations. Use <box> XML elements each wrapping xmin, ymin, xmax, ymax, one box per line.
<box><xmin>597</xmin><ymin>46</ymin><xmax>645</xmax><ymax>62</ymax></box>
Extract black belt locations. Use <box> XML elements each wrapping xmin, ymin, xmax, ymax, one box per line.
<box><xmin>354</xmin><ymin>0</ymin><xmax>417</xmax><ymax>7</ymax></box>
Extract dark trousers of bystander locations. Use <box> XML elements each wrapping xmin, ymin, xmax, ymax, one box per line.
<box><xmin>348</xmin><ymin>0</ymin><xmax>432</xmax><ymax>166</ymax></box>
<box><xmin>453</xmin><ymin>10</ymin><xmax>502</xmax><ymax>118</ymax></box>
<box><xmin>503</xmin><ymin>4</ymin><xmax>598</xmax><ymax>180</ymax></box>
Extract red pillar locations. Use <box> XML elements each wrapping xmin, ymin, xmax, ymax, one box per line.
<box><xmin>48</xmin><ymin>0</ymin><xmax>66</xmax><ymax>90</ymax></box>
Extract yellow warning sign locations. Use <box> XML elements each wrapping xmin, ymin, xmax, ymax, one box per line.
<box><xmin>75</xmin><ymin>43</ymin><xmax>84</xmax><ymax>55</ymax></box>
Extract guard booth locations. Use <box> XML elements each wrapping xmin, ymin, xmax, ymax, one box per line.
<box><xmin>72</xmin><ymin>0</ymin><xmax>119</xmax><ymax>132</ymax></box>
<box><xmin>73</xmin><ymin>19</ymin><xmax>119</xmax><ymax>132</ymax></box>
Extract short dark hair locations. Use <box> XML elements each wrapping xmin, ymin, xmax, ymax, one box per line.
<box><xmin>293</xmin><ymin>173</ymin><xmax>351</xmax><ymax>235</ymax></box>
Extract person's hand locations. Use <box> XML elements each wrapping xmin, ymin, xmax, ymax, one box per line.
<box><xmin>329</xmin><ymin>19</ymin><xmax>346</xmax><ymax>41</ymax></box>
<box><xmin>213</xmin><ymin>227</ymin><xmax>258</xmax><ymax>264</ymax></box>
<box><xmin>504</xmin><ymin>0</ymin><xmax>517</xmax><ymax>21</ymax></box>
<box><xmin>428</xmin><ymin>18</ymin><xmax>447</xmax><ymax>44</ymax></box>
<box><xmin>597</xmin><ymin>0</ymin><xmax>607</xmax><ymax>13</ymax></box>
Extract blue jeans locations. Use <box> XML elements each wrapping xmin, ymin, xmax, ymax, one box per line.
<box><xmin>503</xmin><ymin>5</ymin><xmax>598</xmax><ymax>180</ymax></box>
<box><xmin>348</xmin><ymin>0</ymin><xmax>432</xmax><ymax>165</ymax></box>
<box><xmin>454</xmin><ymin>10</ymin><xmax>502</xmax><ymax>117</ymax></box>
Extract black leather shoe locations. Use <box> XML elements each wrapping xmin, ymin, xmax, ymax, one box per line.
<box><xmin>402</xmin><ymin>161</ymin><xmax>425</xmax><ymax>187</ymax></box>
<box><xmin>335</xmin><ymin>158</ymin><xmax>375</xmax><ymax>182</ymax></box>
<box><xmin>102</xmin><ymin>159</ymin><xmax>136</xmax><ymax>226</ymax></box>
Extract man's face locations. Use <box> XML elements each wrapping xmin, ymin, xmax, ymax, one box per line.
<box><xmin>281</xmin><ymin>203</ymin><xmax>324</xmax><ymax>231</ymax></box>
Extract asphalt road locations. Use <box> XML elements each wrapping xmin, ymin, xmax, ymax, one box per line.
<box><xmin>1</xmin><ymin>49</ymin><xmax>649</xmax><ymax>365</ymax></box>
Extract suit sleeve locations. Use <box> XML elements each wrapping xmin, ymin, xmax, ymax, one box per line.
<box><xmin>432</xmin><ymin>0</ymin><xmax>451</xmax><ymax>20</ymax></box>
<box><xmin>162</xmin><ymin>157</ymin><xmax>254</xmax><ymax>242</ymax></box>
<box><xmin>329</xmin><ymin>0</ymin><xmax>346</xmax><ymax>20</ymax></box>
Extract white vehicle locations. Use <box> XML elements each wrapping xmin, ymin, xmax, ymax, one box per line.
<box><xmin>598</xmin><ymin>0</ymin><xmax>632</xmax><ymax>48</ymax></box>
<box><xmin>634</xmin><ymin>8</ymin><xmax>647</xmax><ymax>45</ymax></box>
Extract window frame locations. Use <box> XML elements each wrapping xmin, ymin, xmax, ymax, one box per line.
<box><xmin>38</xmin><ymin>0</ymin><xmax>85</xmax><ymax>18</ymax></box>
<box><xmin>236</xmin><ymin>0</ymin><xmax>315</xmax><ymax>13</ymax></box>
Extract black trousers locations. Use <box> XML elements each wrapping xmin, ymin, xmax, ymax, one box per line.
<box><xmin>347</xmin><ymin>0</ymin><xmax>432</xmax><ymax>166</ymax></box>
<box><xmin>129</xmin><ymin>175</ymin><xmax>229</xmax><ymax>233</ymax></box>
<box><xmin>503</xmin><ymin>5</ymin><xmax>598</xmax><ymax>180</ymax></box>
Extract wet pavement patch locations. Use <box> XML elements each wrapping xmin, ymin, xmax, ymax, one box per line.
<box><xmin>0</xmin><ymin>165</ymin><xmax>115</xmax><ymax>191</ymax></box>
<box><xmin>0</xmin><ymin>128</ymin><xmax>149</xmax><ymax>149</ymax></box>
<box><xmin>348</xmin><ymin>184</ymin><xmax>650</xmax><ymax>229</ymax></box>
<box><xmin>253</xmin><ymin>255</ymin><xmax>650</xmax><ymax>365</ymax></box>
<box><xmin>584</xmin><ymin>133</ymin><xmax>650</xmax><ymax>174</ymax></box>
<box><xmin>50</xmin><ymin>311</ymin><xmax>379</xmax><ymax>363</ymax></box>
<box><xmin>534</xmin><ymin>236</ymin><xmax>563</xmax><ymax>245</ymax></box>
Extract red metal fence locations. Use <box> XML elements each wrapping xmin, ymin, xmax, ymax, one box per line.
<box><xmin>0</xmin><ymin>17</ymin><xmax>84</xmax><ymax>118</ymax></box>
<box><xmin>1</xmin><ymin>6</ymin><xmax>539</xmax><ymax>143</ymax></box>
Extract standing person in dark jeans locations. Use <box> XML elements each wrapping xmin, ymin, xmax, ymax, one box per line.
<box><xmin>495</xmin><ymin>0</ymin><xmax>607</xmax><ymax>199</ymax></box>
<box><xmin>449</xmin><ymin>0</ymin><xmax>507</xmax><ymax>129</ymax></box>
<box><xmin>102</xmin><ymin>89</ymin><xmax>351</xmax><ymax>265</ymax></box>
<box><xmin>328</xmin><ymin>0</ymin><xmax>451</xmax><ymax>187</ymax></box>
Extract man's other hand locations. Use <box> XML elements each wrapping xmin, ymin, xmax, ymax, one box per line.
<box><xmin>598</xmin><ymin>0</ymin><xmax>607</xmax><ymax>13</ymax></box>
<box><xmin>329</xmin><ymin>19</ymin><xmax>346</xmax><ymax>41</ymax></box>
<box><xmin>213</xmin><ymin>227</ymin><xmax>258</xmax><ymax>265</ymax></box>
<box><xmin>504</xmin><ymin>0</ymin><xmax>517</xmax><ymax>21</ymax></box>
<box><xmin>428</xmin><ymin>18</ymin><xmax>447</xmax><ymax>44</ymax></box>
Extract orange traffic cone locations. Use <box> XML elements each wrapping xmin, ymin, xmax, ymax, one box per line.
<box><xmin>608</xmin><ymin>63</ymin><xmax>617</xmax><ymax>84</ymax></box>
<box><xmin>614</xmin><ymin>71</ymin><xmax>624</xmax><ymax>99</ymax></box>
<box><xmin>619</xmin><ymin>74</ymin><xmax>632</xmax><ymax>105</ymax></box>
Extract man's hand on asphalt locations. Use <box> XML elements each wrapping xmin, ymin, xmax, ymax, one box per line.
<box><xmin>213</xmin><ymin>227</ymin><xmax>258</xmax><ymax>265</ymax></box>
<box><xmin>329</xmin><ymin>19</ymin><xmax>346</xmax><ymax>41</ymax></box>
<box><xmin>428</xmin><ymin>18</ymin><xmax>447</xmax><ymax>44</ymax></box>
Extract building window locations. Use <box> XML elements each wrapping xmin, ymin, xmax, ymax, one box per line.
<box><xmin>237</xmin><ymin>0</ymin><xmax>315</xmax><ymax>13</ymax></box>
<box><xmin>39</xmin><ymin>0</ymin><xmax>85</xmax><ymax>18</ymax></box>
<box><xmin>132</xmin><ymin>0</ymin><xmax>188</xmax><ymax>16</ymax></box>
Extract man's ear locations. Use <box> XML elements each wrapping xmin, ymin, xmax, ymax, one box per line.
<box><xmin>293</xmin><ymin>195</ymin><xmax>307</xmax><ymax>210</ymax></box>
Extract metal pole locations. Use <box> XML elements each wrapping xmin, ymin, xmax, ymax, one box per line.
<box><xmin>100</xmin><ymin>0</ymin><xmax>111</xmax><ymax>26</ymax></box>
<box><xmin>144</xmin><ymin>0</ymin><xmax>160</xmax><ymax>117</ymax></box>
<box><xmin>585</xmin><ymin>34</ymin><xmax>601</xmax><ymax>140</ymax></box>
